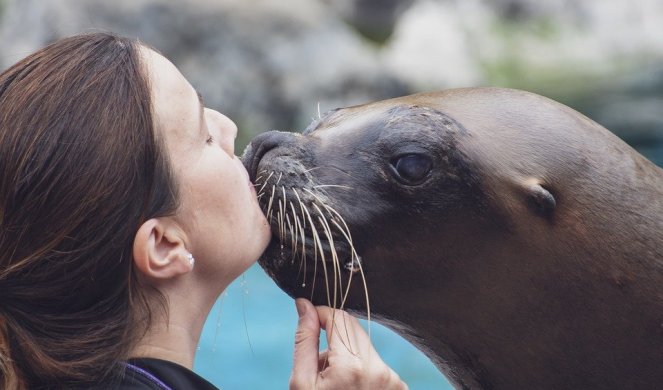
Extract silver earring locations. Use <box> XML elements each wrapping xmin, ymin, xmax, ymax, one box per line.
<box><xmin>186</xmin><ymin>252</ymin><xmax>195</xmax><ymax>268</ymax></box>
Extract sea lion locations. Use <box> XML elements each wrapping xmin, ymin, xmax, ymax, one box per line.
<box><xmin>241</xmin><ymin>88</ymin><xmax>663</xmax><ymax>389</ymax></box>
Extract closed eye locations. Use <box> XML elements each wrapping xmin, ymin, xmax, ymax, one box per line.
<box><xmin>206</xmin><ymin>135</ymin><xmax>214</xmax><ymax>145</ymax></box>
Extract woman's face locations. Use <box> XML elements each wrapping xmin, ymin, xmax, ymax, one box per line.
<box><xmin>142</xmin><ymin>48</ymin><xmax>271</xmax><ymax>287</ymax></box>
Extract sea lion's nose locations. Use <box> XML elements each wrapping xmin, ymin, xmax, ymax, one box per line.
<box><xmin>241</xmin><ymin>130</ymin><xmax>298</xmax><ymax>182</ymax></box>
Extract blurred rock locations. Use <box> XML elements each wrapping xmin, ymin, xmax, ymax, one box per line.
<box><xmin>0</xmin><ymin>0</ymin><xmax>408</xmax><ymax>145</ymax></box>
<box><xmin>381</xmin><ymin>0</ymin><xmax>485</xmax><ymax>89</ymax></box>
<box><xmin>0</xmin><ymin>0</ymin><xmax>661</xmax><ymax>162</ymax></box>
<box><xmin>322</xmin><ymin>0</ymin><xmax>415</xmax><ymax>44</ymax></box>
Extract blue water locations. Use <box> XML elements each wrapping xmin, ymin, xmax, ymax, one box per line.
<box><xmin>194</xmin><ymin>264</ymin><xmax>453</xmax><ymax>389</ymax></box>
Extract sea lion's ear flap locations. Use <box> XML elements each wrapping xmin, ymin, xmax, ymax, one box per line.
<box><xmin>522</xmin><ymin>179</ymin><xmax>556</xmax><ymax>216</ymax></box>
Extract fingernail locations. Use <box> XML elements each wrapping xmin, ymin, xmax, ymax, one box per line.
<box><xmin>295</xmin><ymin>298</ymin><xmax>307</xmax><ymax>318</ymax></box>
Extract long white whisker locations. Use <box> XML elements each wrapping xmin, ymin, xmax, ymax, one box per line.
<box><xmin>319</xmin><ymin>197</ymin><xmax>371</xmax><ymax>341</ymax></box>
<box><xmin>265</xmin><ymin>184</ymin><xmax>276</xmax><ymax>218</ymax></box>
<box><xmin>312</xmin><ymin>184</ymin><xmax>353</xmax><ymax>190</ymax></box>
<box><xmin>302</xmin><ymin>204</ymin><xmax>326</xmax><ymax>305</ymax></box>
<box><xmin>293</xmin><ymin>191</ymin><xmax>309</xmax><ymax>287</ymax></box>
<box><xmin>258</xmin><ymin>171</ymin><xmax>274</xmax><ymax>195</ymax></box>
<box><xmin>313</xmin><ymin>204</ymin><xmax>342</xmax><ymax>309</ymax></box>
<box><xmin>292</xmin><ymin>189</ymin><xmax>307</xmax><ymax>229</ymax></box>
<box><xmin>285</xmin><ymin>214</ymin><xmax>295</xmax><ymax>263</ymax></box>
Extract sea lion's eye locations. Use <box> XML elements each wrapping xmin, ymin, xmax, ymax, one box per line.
<box><xmin>392</xmin><ymin>154</ymin><xmax>432</xmax><ymax>184</ymax></box>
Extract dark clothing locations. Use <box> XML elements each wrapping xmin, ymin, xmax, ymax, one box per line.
<box><xmin>116</xmin><ymin>358</ymin><xmax>218</xmax><ymax>390</ymax></box>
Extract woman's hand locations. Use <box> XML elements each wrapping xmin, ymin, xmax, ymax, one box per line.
<box><xmin>290</xmin><ymin>298</ymin><xmax>408</xmax><ymax>390</ymax></box>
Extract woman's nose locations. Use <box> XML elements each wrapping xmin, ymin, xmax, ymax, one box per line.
<box><xmin>241</xmin><ymin>130</ymin><xmax>298</xmax><ymax>182</ymax></box>
<box><xmin>206</xmin><ymin>108</ymin><xmax>237</xmax><ymax>154</ymax></box>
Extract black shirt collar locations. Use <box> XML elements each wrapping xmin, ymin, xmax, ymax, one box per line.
<box><xmin>122</xmin><ymin>357</ymin><xmax>218</xmax><ymax>390</ymax></box>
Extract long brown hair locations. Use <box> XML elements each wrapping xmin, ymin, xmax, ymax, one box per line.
<box><xmin>0</xmin><ymin>33</ymin><xmax>178</xmax><ymax>388</ymax></box>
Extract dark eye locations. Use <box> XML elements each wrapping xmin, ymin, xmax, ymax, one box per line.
<box><xmin>392</xmin><ymin>154</ymin><xmax>432</xmax><ymax>184</ymax></box>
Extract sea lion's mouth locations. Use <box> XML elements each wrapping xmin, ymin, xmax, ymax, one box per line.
<box><xmin>256</xmin><ymin>180</ymin><xmax>362</xmax><ymax>274</ymax></box>
<box><xmin>253</xmin><ymin>173</ymin><xmax>367</xmax><ymax>308</ymax></box>
<box><xmin>254</xmin><ymin>184</ymin><xmax>367</xmax><ymax>309</ymax></box>
<box><xmin>242</xmin><ymin>131</ymin><xmax>370</xmax><ymax>311</ymax></box>
<box><xmin>261</xmin><ymin>225</ymin><xmax>360</xmax><ymax>276</ymax></box>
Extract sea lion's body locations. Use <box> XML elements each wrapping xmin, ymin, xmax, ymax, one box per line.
<box><xmin>242</xmin><ymin>88</ymin><xmax>663</xmax><ymax>389</ymax></box>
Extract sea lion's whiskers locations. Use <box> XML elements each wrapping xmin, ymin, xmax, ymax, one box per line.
<box><xmin>292</xmin><ymin>189</ymin><xmax>307</xmax><ymax>229</ymax></box>
<box><xmin>293</xmin><ymin>191</ymin><xmax>309</xmax><ymax>287</ymax></box>
<box><xmin>278</xmin><ymin>193</ymin><xmax>286</xmax><ymax>244</ymax></box>
<box><xmin>303</xmin><ymin>188</ymin><xmax>330</xmax><ymax>207</ymax></box>
<box><xmin>265</xmin><ymin>185</ymin><xmax>276</xmax><ymax>218</ymax></box>
<box><xmin>281</xmin><ymin>186</ymin><xmax>288</xmax><ymax>243</ymax></box>
<box><xmin>289</xmin><ymin>201</ymin><xmax>301</xmax><ymax>265</ymax></box>
<box><xmin>258</xmin><ymin>171</ymin><xmax>274</xmax><ymax>194</ymax></box>
<box><xmin>320</xmin><ymin>204</ymin><xmax>359</xmax><ymax>260</ymax></box>
<box><xmin>292</xmin><ymin>210</ymin><xmax>306</xmax><ymax>283</ymax></box>
<box><xmin>305</xmin><ymin>191</ymin><xmax>362</xmax><ymax>282</ymax></box>
<box><xmin>313</xmin><ymin>205</ymin><xmax>356</xmax><ymax>353</ymax></box>
<box><xmin>330</xmin><ymin>219</ymin><xmax>359</xmax><ymax>305</ymax></box>
<box><xmin>275</xmin><ymin>172</ymin><xmax>283</xmax><ymax>186</ymax></box>
<box><xmin>297</xmin><ymin>214</ymin><xmax>307</xmax><ymax>285</ymax></box>
<box><xmin>285</xmin><ymin>214</ymin><xmax>295</xmax><ymax>263</ymax></box>
<box><xmin>314</xmin><ymin>220</ymin><xmax>331</xmax><ymax>308</ymax></box>
<box><xmin>307</xmin><ymin>191</ymin><xmax>364</xmax><ymax>313</ymax></box>
<box><xmin>312</xmin><ymin>184</ymin><xmax>353</xmax><ymax>190</ymax></box>
<box><xmin>322</xmin><ymin>202</ymin><xmax>371</xmax><ymax>339</ymax></box>
<box><xmin>281</xmin><ymin>186</ymin><xmax>288</xmax><ymax>214</ymax></box>
<box><xmin>317</xmin><ymin>101</ymin><xmax>322</xmax><ymax>119</ymax></box>
<box><xmin>302</xmin><ymin>204</ymin><xmax>326</xmax><ymax>305</ymax></box>
<box><xmin>321</xmin><ymin>204</ymin><xmax>353</xmax><ymax>244</ymax></box>
<box><xmin>329</xmin><ymin>219</ymin><xmax>355</xmax><ymax>293</ymax></box>
<box><xmin>313</xmin><ymin>204</ymin><xmax>343</xmax><ymax>308</ymax></box>
<box><xmin>317</xmin><ymin>214</ymin><xmax>355</xmax><ymax>355</ymax></box>
<box><xmin>288</xmin><ymin>216</ymin><xmax>298</xmax><ymax>264</ymax></box>
<box><xmin>302</xmin><ymin>167</ymin><xmax>321</xmax><ymax>174</ymax></box>
<box><xmin>317</xmin><ymin>213</ymin><xmax>340</xmax><ymax>309</ymax></box>
<box><xmin>275</xmin><ymin>209</ymin><xmax>282</xmax><ymax>245</ymax></box>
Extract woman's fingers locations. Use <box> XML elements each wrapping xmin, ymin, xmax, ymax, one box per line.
<box><xmin>290</xmin><ymin>300</ymin><xmax>409</xmax><ymax>390</ymax></box>
<box><xmin>316</xmin><ymin>306</ymin><xmax>364</xmax><ymax>356</ymax></box>
<box><xmin>315</xmin><ymin>305</ymin><xmax>409</xmax><ymax>390</ymax></box>
<box><xmin>289</xmin><ymin>298</ymin><xmax>321</xmax><ymax>389</ymax></box>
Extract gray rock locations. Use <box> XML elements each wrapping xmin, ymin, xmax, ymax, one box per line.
<box><xmin>0</xmin><ymin>0</ymin><xmax>661</xmax><ymax>161</ymax></box>
<box><xmin>0</xmin><ymin>0</ymin><xmax>408</xmax><ymax>142</ymax></box>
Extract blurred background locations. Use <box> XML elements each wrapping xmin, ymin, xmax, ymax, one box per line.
<box><xmin>1</xmin><ymin>0</ymin><xmax>661</xmax><ymax>388</ymax></box>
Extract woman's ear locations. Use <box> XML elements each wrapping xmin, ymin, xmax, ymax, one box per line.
<box><xmin>133</xmin><ymin>218</ymin><xmax>194</xmax><ymax>281</ymax></box>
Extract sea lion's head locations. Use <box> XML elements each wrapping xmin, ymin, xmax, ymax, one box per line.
<box><xmin>241</xmin><ymin>89</ymin><xmax>562</xmax><ymax>319</ymax></box>
<box><xmin>243</xmin><ymin>88</ymin><xmax>663</xmax><ymax>389</ymax></box>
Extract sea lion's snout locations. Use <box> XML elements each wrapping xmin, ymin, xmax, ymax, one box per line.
<box><xmin>241</xmin><ymin>130</ymin><xmax>297</xmax><ymax>182</ymax></box>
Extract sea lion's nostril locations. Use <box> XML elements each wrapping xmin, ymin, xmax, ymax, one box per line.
<box><xmin>241</xmin><ymin>130</ymin><xmax>296</xmax><ymax>182</ymax></box>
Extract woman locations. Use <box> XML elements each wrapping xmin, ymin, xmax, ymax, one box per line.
<box><xmin>0</xmin><ymin>33</ymin><xmax>407</xmax><ymax>389</ymax></box>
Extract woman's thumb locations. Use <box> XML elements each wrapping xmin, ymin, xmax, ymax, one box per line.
<box><xmin>290</xmin><ymin>298</ymin><xmax>320</xmax><ymax>389</ymax></box>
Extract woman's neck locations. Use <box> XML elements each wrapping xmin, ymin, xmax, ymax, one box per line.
<box><xmin>131</xmin><ymin>283</ymin><xmax>220</xmax><ymax>369</ymax></box>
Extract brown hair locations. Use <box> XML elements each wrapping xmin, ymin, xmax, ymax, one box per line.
<box><xmin>0</xmin><ymin>33</ymin><xmax>178</xmax><ymax>388</ymax></box>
